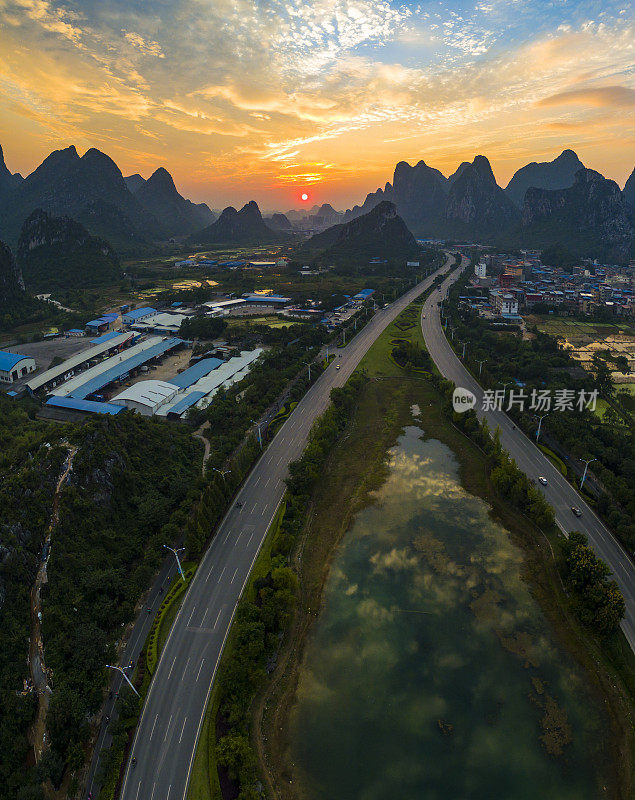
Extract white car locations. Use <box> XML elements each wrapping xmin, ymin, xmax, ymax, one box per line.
<box><xmin>538</xmin><ymin>476</ymin><xmax>548</xmax><ymax>485</ymax></box>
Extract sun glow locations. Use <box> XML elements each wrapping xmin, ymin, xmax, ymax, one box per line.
<box><xmin>301</xmin><ymin>192</ymin><xmax>309</xmax><ymax>201</ymax></box>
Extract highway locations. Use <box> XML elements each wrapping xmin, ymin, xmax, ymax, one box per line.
<box><xmin>421</xmin><ymin>256</ymin><xmax>635</xmax><ymax>651</ymax></box>
<box><xmin>118</xmin><ymin>255</ymin><xmax>455</xmax><ymax>800</ymax></box>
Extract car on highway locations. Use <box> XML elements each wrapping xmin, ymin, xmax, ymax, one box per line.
<box><xmin>538</xmin><ymin>477</ymin><xmax>547</xmax><ymax>485</ymax></box>
<box><xmin>571</xmin><ymin>506</ymin><xmax>582</xmax><ymax>517</ymax></box>
<box><xmin>336</xmin><ymin>364</ymin><xmax>340</xmax><ymax>370</ymax></box>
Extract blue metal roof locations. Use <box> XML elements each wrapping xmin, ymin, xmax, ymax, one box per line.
<box><xmin>123</xmin><ymin>307</ymin><xmax>156</xmax><ymax>322</ymax></box>
<box><xmin>46</xmin><ymin>396</ymin><xmax>124</xmax><ymax>415</ymax></box>
<box><xmin>86</xmin><ymin>318</ymin><xmax>108</xmax><ymax>328</ymax></box>
<box><xmin>0</xmin><ymin>351</ymin><xmax>30</xmax><ymax>372</ymax></box>
<box><xmin>169</xmin><ymin>358</ymin><xmax>223</xmax><ymax>389</ymax></box>
<box><xmin>90</xmin><ymin>331</ymin><xmax>123</xmax><ymax>345</ymax></box>
<box><xmin>167</xmin><ymin>391</ymin><xmax>207</xmax><ymax>416</ymax></box>
<box><xmin>353</xmin><ymin>288</ymin><xmax>375</xmax><ymax>300</ymax></box>
<box><xmin>243</xmin><ymin>294</ymin><xmax>290</xmax><ymax>303</ymax></box>
<box><xmin>69</xmin><ymin>338</ymin><xmax>182</xmax><ymax>399</ymax></box>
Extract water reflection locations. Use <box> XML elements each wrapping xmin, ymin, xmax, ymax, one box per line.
<box><xmin>290</xmin><ymin>427</ymin><xmax>603</xmax><ymax>800</ymax></box>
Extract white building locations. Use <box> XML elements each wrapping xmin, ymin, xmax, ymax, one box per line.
<box><xmin>110</xmin><ymin>380</ymin><xmax>179</xmax><ymax>416</ymax></box>
<box><xmin>475</xmin><ymin>261</ymin><xmax>487</xmax><ymax>278</ymax></box>
<box><xmin>0</xmin><ymin>351</ymin><xmax>36</xmax><ymax>383</ymax></box>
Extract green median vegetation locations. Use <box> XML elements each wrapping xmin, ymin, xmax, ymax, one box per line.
<box><xmin>146</xmin><ymin>564</ymin><xmax>197</xmax><ymax>675</ymax></box>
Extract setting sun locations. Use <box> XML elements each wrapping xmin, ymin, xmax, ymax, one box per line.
<box><xmin>301</xmin><ymin>193</ymin><xmax>309</xmax><ymax>201</ymax></box>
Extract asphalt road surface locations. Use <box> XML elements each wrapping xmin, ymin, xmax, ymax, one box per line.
<box><xmin>119</xmin><ymin>257</ymin><xmax>454</xmax><ymax>800</ymax></box>
<box><xmin>421</xmin><ymin>255</ymin><xmax>635</xmax><ymax>652</ymax></box>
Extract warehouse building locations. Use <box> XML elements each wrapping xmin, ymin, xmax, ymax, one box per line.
<box><xmin>122</xmin><ymin>307</ymin><xmax>157</xmax><ymax>325</ymax></box>
<box><xmin>0</xmin><ymin>351</ymin><xmax>36</xmax><ymax>383</ymax></box>
<box><xmin>110</xmin><ymin>380</ymin><xmax>179</xmax><ymax>415</ymax></box>
<box><xmin>26</xmin><ymin>332</ymin><xmax>134</xmax><ymax>394</ymax></box>
<box><xmin>48</xmin><ymin>337</ymin><xmax>183</xmax><ymax>400</ymax></box>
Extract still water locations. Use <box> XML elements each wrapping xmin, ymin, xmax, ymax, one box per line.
<box><xmin>290</xmin><ymin>425</ymin><xmax>604</xmax><ymax>800</ymax></box>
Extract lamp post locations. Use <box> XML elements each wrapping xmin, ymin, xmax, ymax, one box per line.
<box><xmin>461</xmin><ymin>342</ymin><xmax>467</xmax><ymax>359</ymax></box>
<box><xmin>535</xmin><ymin>413</ymin><xmax>549</xmax><ymax>442</ymax></box>
<box><xmin>250</xmin><ymin>419</ymin><xmax>262</xmax><ymax>449</ymax></box>
<box><xmin>476</xmin><ymin>359</ymin><xmax>486</xmax><ymax>376</ymax></box>
<box><xmin>580</xmin><ymin>458</ymin><xmax>597</xmax><ymax>490</ymax></box>
<box><xmin>212</xmin><ymin>467</ymin><xmax>231</xmax><ymax>483</ymax></box>
<box><xmin>106</xmin><ymin>664</ymin><xmax>139</xmax><ymax>697</ymax></box>
<box><xmin>163</xmin><ymin>544</ymin><xmax>185</xmax><ymax>581</ymax></box>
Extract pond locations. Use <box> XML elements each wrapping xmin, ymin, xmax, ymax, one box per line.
<box><xmin>290</xmin><ymin>425</ymin><xmax>605</xmax><ymax>800</ymax></box>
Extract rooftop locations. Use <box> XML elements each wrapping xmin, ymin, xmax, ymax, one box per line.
<box><xmin>0</xmin><ymin>351</ymin><xmax>31</xmax><ymax>372</ymax></box>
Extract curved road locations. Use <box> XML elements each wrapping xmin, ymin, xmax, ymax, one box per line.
<box><xmin>421</xmin><ymin>255</ymin><xmax>635</xmax><ymax>651</ymax></box>
<box><xmin>119</xmin><ymin>256</ymin><xmax>454</xmax><ymax>800</ymax></box>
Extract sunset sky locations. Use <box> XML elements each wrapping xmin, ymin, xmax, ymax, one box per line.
<box><xmin>0</xmin><ymin>0</ymin><xmax>633</xmax><ymax>211</ymax></box>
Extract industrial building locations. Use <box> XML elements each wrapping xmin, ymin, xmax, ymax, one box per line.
<box><xmin>0</xmin><ymin>351</ymin><xmax>36</xmax><ymax>383</ymax></box>
<box><xmin>130</xmin><ymin>312</ymin><xmax>187</xmax><ymax>336</ymax></box>
<box><xmin>26</xmin><ymin>332</ymin><xmax>134</xmax><ymax>394</ymax></box>
<box><xmin>48</xmin><ymin>336</ymin><xmax>183</xmax><ymax>400</ymax></box>
<box><xmin>122</xmin><ymin>307</ymin><xmax>157</xmax><ymax>325</ymax></box>
<box><xmin>110</xmin><ymin>381</ymin><xmax>179</xmax><ymax>416</ymax></box>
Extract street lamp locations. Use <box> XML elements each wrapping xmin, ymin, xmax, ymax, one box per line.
<box><xmin>212</xmin><ymin>467</ymin><xmax>231</xmax><ymax>482</ymax></box>
<box><xmin>580</xmin><ymin>458</ymin><xmax>597</xmax><ymax>490</ymax></box>
<box><xmin>535</xmin><ymin>413</ymin><xmax>549</xmax><ymax>442</ymax></box>
<box><xmin>461</xmin><ymin>342</ymin><xmax>467</xmax><ymax>359</ymax></box>
<box><xmin>476</xmin><ymin>358</ymin><xmax>486</xmax><ymax>376</ymax></box>
<box><xmin>250</xmin><ymin>419</ymin><xmax>263</xmax><ymax>449</ymax></box>
<box><xmin>106</xmin><ymin>664</ymin><xmax>139</xmax><ymax>697</ymax></box>
<box><xmin>163</xmin><ymin>544</ymin><xmax>185</xmax><ymax>581</ymax></box>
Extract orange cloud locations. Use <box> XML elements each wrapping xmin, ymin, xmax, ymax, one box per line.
<box><xmin>537</xmin><ymin>85</ymin><xmax>635</xmax><ymax>108</ymax></box>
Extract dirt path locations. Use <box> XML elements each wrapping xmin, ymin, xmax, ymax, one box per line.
<box><xmin>28</xmin><ymin>443</ymin><xmax>78</xmax><ymax>763</ymax></box>
<box><xmin>193</xmin><ymin>420</ymin><xmax>211</xmax><ymax>474</ymax></box>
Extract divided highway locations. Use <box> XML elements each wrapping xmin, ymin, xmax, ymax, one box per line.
<box><xmin>118</xmin><ymin>256</ymin><xmax>454</xmax><ymax>800</ymax></box>
<box><xmin>421</xmin><ymin>256</ymin><xmax>635</xmax><ymax>651</ymax></box>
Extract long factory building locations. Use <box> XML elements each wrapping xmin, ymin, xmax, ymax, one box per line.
<box><xmin>40</xmin><ymin>341</ymin><xmax>262</xmax><ymax>419</ymax></box>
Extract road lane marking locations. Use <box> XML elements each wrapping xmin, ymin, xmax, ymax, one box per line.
<box><xmin>150</xmin><ymin>783</ymin><xmax>156</xmax><ymax>800</ymax></box>
<box><xmin>150</xmin><ymin>713</ymin><xmax>158</xmax><ymax>740</ymax></box>
<box><xmin>135</xmin><ymin>781</ymin><xmax>141</xmax><ymax>800</ymax></box>
<box><xmin>231</xmin><ymin>567</ymin><xmax>238</xmax><ymax>584</ymax></box>
<box><xmin>196</xmin><ymin>659</ymin><xmax>205</xmax><ymax>681</ymax></box>
<box><xmin>167</xmin><ymin>654</ymin><xmax>177</xmax><ymax>680</ymax></box>
<box><xmin>166</xmin><ymin>786</ymin><xmax>171</xmax><ymax>800</ymax></box>
<box><xmin>218</xmin><ymin>566</ymin><xmax>226</xmax><ymax>581</ymax></box>
<box><xmin>182</xmin><ymin>657</ymin><xmax>190</xmax><ymax>681</ymax></box>
<box><xmin>214</xmin><ymin>607</ymin><xmax>223</xmax><ymax>629</ymax></box>
<box><xmin>187</xmin><ymin>607</ymin><xmax>196</xmax><ymax>626</ymax></box>
<box><xmin>179</xmin><ymin>716</ymin><xmax>187</xmax><ymax>743</ymax></box>
<box><xmin>165</xmin><ymin>714</ymin><xmax>173</xmax><ymax>741</ymax></box>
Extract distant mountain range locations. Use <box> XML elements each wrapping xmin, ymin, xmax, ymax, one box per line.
<box><xmin>190</xmin><ymin>200</ymin><xmax>285</xmax><ymax>245</ymax></box>
<box><xmin>0</xmin><ymin>145</ymin><xmax>215</xmax><ymax>254</ymax></box>
<box><xmin>17</xmin><ymin>209</ymin><xmax>121</xmax><ymax>292</ymax></box>
<box><xmin>342</xmin><ymin>151</ymin><xmax>634</xmax><ymax>261</ymax></box>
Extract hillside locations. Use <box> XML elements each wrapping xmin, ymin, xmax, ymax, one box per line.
<box><xmin>442</xmin><ymin>155</ymin><xmax>520</xmax><ymax>239</ymax></box>
<box><xmin>505</xmin><ymin>149</ymin><xmax>585</xmax><ymax>207</ymax></box>
<box><xmin>0</xmin><ymin>146</ymin><xmax>164</xmax><ymax>252</ymax></box>
<box><xmin>133</xmin><ymin>167</ymin><xmax>215</xmax><ymax>236</ymax></box>
<box><xmin>301</xmin><ymin>201</ymin><xmax>419</xmax><ymax>266</ymax></box>
<box><xmin>519</xmin><ymin>169</ymin><xmax>634</xmax><ymax>262</ymax></box>
<box><xmin>190</xmin><ymin>200</ymin><xmax>284</xmax><ymax>245</ymax></box>
<box><xmin>17</xmin><ymin>209</ymin><xmax>121</xmax><ymax>291</ymax></box>
<box><xmin>0</xmin><ymin>240</ymin><xmax>25</xmax><ymax>305</ymax></box>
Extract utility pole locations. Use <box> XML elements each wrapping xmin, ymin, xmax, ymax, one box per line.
<box><xmin>476</xmin><ymin>359</ymin><xmax>486</xmax><ymax>376</ymax></box>
<box><xmin>580</xmin><ymin>458</ymin><xmax>597</xmax><ymax>490</ymax></box>
<box><xmin>461</xmin><ymin>342</ymin><xmax>467</xmax><ymax>359</ymax></box>
<box><xmin>163</xmin><ymin>544</ymin><xmax>185</xmax><ymax>581</ymax></box>
<box><xmin>535</xmin><ymin>413</ymin><xmax>549</xmax><ymax>442</ymax></box>
<box><xmin>250</xmin><ymin>419</ymin><xmax>263</xmax><ymax>449</ymax></box>
<box><xmin>106</xmin><ymin>664</ymin><xmax>140</xmax><ymax>697</ymax></box>
<box><xmin>304</xmin><ymin>362</ymin><xmax>312</xmax><ymax>382</ymax></box>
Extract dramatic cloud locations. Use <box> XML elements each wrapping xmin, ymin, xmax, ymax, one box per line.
<box><xmin>0</xmin><ymin>0</ymin><xmax>632</xmax><ymax>208</ymax></box>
